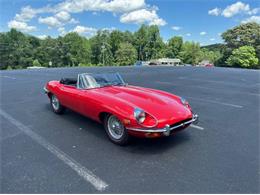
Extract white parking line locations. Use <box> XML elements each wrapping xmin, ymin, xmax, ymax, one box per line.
<box><xmin>0</xmin><ymin>109</ymin><xmax>108</xmax><ymax>191</ymax></box>
<box><xmin>156</xmin><ymin>81</ymin><xmax>175</xmax><ymax>85</ymax></box>
<box><xmin>177</xmin><ymin>77</ymin><xmax>244</xmax><ymax>87</ymax></box>
<box><xmin>190</xmin><ymin>124</ymin><xmax>204</xmax><ymax>130</ymax></box>
<box><xmin>157</xmin><ymin>81</ymin><xmax>259</xmax><ymax>97</ymax></box>
<box><xmin>186</xmin><ymin>96</ymin><xmax>243</xmax><ymax>108</ymax></box>
<box><xmin>0</xmin><ymin>75</ymin><xmax>16</xmax><ymax>79</ymax></box>
<box><xmin>248</xmin><ymin>92</ymin><xmax>260</xmax><ymax>97</ymax></box>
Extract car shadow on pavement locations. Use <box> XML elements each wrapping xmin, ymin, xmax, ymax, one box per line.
<box><xmin>45</xmin><ymin>104</ymin><xmax>190</xmax><ymax>154</ymax></box>
<box><xmin>123</xmin><ymin>132</ymin><xmax>190</xmax><ymax>154</ymax></box>
<box><xmin>44</xmin><ymin>104</ymin><xmax>108</xmax><ymax>139</ymax></box>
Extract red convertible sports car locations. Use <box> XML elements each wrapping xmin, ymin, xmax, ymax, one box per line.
<box><xmin>44</xmin><ymin>73</ymin><xmax>198</xmax><ymax>145</ymax></box>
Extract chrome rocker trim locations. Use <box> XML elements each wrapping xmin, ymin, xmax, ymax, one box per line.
<box><xmin>126</xmin><ymin>114</ymin><xmax>199</xmax><ymax>135</ymax></box>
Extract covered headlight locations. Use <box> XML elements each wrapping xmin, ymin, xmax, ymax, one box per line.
<box><xmin>134</xmin><ymin>108</ymin><xmax>146</xmax><ymax>124</ymax></box>
<box><xmin>180</xmin><ymin>97</ymin><xmax>189</xmax><ymax>107</ymax></box>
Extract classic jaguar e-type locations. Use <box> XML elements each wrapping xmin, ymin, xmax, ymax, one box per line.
<box><xmin>44</xmin><ymin>73</ymin><xmax>198</xmax><ymax>145</ymax></box>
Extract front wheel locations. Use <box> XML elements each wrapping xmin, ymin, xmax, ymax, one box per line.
<box><xmin>50</xmin><ymin>94</ymin><xmax>66</xmax><ymax>114</ymax></box>
<box><xmin>104</xmin><ymin>115</ymin><xmax>129</xmax><ymax>145</ymax></box>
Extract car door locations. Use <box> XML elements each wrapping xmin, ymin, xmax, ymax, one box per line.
<box><xmin>74</xmin><ymin>74</ymin><xmax>102</xmax><ymax>121</ymax></box>
<box><xmin>76</xmin><ymin>89</ymin><xmax>100</xmax><ymax>120</ymax></box>
<box><xmin>59</xmin><ymin>84</ymin><xmax>79</xmax><ymax>110</ymax></box>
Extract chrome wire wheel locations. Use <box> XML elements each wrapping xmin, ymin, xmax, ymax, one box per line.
<box><xmin>51</xmin><ymin>95</ymin><xmax>60</xmax><ymax>111</ymax></box>
<box><xmin>107</xmin><ymin>115</ymin><xmax>124</xmax><ymax>140</ymax></box>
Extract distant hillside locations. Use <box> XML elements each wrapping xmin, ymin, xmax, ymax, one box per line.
<box><xmin>202</xmin><ymin>43</ymin><xmax>225</xmax><ymax>52</ymax></box>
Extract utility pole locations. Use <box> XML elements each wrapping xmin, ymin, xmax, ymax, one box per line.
<box><xmin>101</xmin><ymin>44</ymin><xmax>105</xmax><ymax>65</ymax></box>
<box><xmin>139</xmin><ymin>45</ymin><xmax>142</xmax><ymax>61</ymax></box>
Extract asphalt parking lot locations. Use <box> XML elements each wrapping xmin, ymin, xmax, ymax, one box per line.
<box><xmin>0</xmin><ymin>66</ymin><xmax>259</xmax><ymax>193</ymax></box>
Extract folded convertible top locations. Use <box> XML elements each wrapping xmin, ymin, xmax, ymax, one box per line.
<box><xmin>60</xmin><ymin>78</ymin><xmax>77</xmax><ymax>85</ymax></box>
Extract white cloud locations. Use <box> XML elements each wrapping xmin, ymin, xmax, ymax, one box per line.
<box><xmin>68</xmin><ymin>18</ymin><xmax>79</xmax><ymax>24</ymax></box>
<box><xmin>241</xmin><ymin>16</ymin><xmax>260</xmax><ymax>24</ymax></box>
<box><xmin>247</xmin><ymin>7</ymin><xmax>260</xmax><ymax>15</ymax></box>
<box><xmin>149</xmin><ymin>18</ymin><xmax>167</xmax><ymax>26</ymax></box>
<box><xmin>72</xmin><ymin>25</ymin><xmax>97</xmax><ymax>36</ymax></box>
<box><xmin>14</xmin><ymin>5</ymin><xmax>53</xmax><ymax>22</ymax></box>
<box><xmin>186</xmin><ymin>33</ymin><xmax>191</xmax><ymax>36</ymax></box>
<box><xmin>56</xmin><ymin>0</ymin><xmax>145</xmax><ymax>13</ymax></box>
<box><xmin>222</xmin><ymin>1</ymin><xmax>250</xmax><ymax>18</ymax></box>
<box><xmin>8</xmin><ymin>20</ymin><xmax>36</xmax><ymax>32</ymax></box>
<box><xmin>37</xmin><ymin>35</ymin><xmax>48</xmax><ymax>39</ymax></box>
<box><xmin>102</xmin><ymin>27</ymin><xmax>117</xmax><ymax>32</ymax></box>
<box><xmin>120</xmin><ymin>9</ymin><xmax>166</xmax><ymax>26</ymax></box>
<box><xmin>10</xmin><ymin>0</ymin><xmax>165</xmax><ymax>31</ymax></box>
<box><xmin>102</xmin><ymin>0</ymin><xmax>145</xmax><ymax>13</ymax></box>
<box><xmin>218</xmin><ymin>32</ymin><xmax>222</xmax><ymax>36</ymax></box>
<box><xmin>38</xmin><ymin>16</ymin><xmax>62</xmax><ymax>28</ymax></box>
<box><xmin>58</xmin><ymin>27</ymin><xmax>67</xmax><ymax>36</ymax></box>
<box><xmin>55</xmin><ymin>11</ymin><xmax>71</xmax><ymax>22</ymax></box>
<box><xmin>15</xmin><ymin>6</ymin><xmax>37</xmax><ymax>22</ymax></box>
<box><xmin>209</xmin><ymin>2</ymin><xmax>259</xmax><ymax>18</ymax></box>
<box><xmin>210</xmin><ymin>38</ymin><xmax>215</xmax><ymax>41</ymax></box>
<box><xmin>208</xmin><ymin>8</ymin><xmax>221</xmax><ymax>16</ymax></box>
<box><xmin>171</xmin><ymin>26</ymin><xmax>182</xmax><ymax>31</ymax></box>
<box><xmin>200</xmin><ymin>31</ymin><xmax>207</xmax><ymax>35</ymax></box>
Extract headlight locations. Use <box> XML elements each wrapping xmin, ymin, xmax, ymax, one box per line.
<box><xmin>180</xmin><ymin>97</ymin><xmax>189</xmax><ymax>107</ymax></box>
<box><xmin>134</xmin><ymin>108</ymin><xmax>146</xmax><ymax>124</ymax></box>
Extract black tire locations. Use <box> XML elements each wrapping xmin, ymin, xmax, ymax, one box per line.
<box><xmin>104</xmin><ymin>114</ymin><xmax>130</xmax><ymax>145</ymax></box>
<box><xmin>50</xmin><ymin>94</ymin><xmax>66</xmax><ymax>114</ymax></box>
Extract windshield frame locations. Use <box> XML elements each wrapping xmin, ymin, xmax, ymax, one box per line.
<box><xmin>77</xmin><ymin>72</ymin><xmax>126</xmax><ymax>90</ymax></box>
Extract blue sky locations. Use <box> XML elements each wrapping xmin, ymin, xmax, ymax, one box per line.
<box><xmin>0</xmin><ymin>0</ymin><xmax>259</xmax><ymax>45</ymax></box>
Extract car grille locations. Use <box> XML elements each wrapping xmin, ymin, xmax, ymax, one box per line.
<box><xmin>169</xmin><ymin>118</ymin><xmax>192</xmax><ymax>129</ymax></box>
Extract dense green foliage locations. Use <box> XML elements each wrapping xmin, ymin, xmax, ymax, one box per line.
<box><xmin>221</xmin><ymin>22</ymin><xmax>260</xmax><ymax>68</ymax></box>
<box><xmin>115</xmin><ymin>42</ymin><xmax>137</xmax><ymax>65</ymax></box>
<box><xmin>226</xmin><ymin>46</ymin><xmax>258</xmax><ymax>68</ymax></box>
<box><xmin>0</xmin><ymin>22</ymin><xmax>259</xmax><ymax>70</ymax></box>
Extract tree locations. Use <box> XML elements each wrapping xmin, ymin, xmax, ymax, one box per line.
<box><xmin>109</xmin><ymin>30</ymin><xmax>124</xmax><ymax>60</ymax></box>
<box><xmin>33</xmin><ymin>59</ymin><xmax>41</xmax><ymax>66</ymax></box>
<box><xmin>90</xmin><ymin>30</ymin><xmax>113</xmax><ymax>65</ymax></box>
<box><xmin>35</xmin><ymin>36</ymin><xmax>60</xmax><ymax>67</ymax></box>
<box><xmin>222</xmin><ymin>22</ymin><xmax>260</xmax><ymax>49</ymax></box>
<box><xmin>165</xmin><ymin>36</ymin><xmax>183</xmax><ymax>58</ymax></box>
<box><xmin>222</xmin><ymin>22</ymin><xmax>260</xmax><ymax>66</ymax></box>
<box><xmin>134</xmin><ymin>24</ymin><xmax>149</xmax><ymax>61</ymax></box>
<box><xmin>115</xmin><ymin>42</ymin><xmax>137</xmax><ymax>65</ymax></box>
<box><xmin>199</xmin><ymin>48</ymin><xmax>222</xmax><ymax>64</ymax></box>
<box><xmin>180</xmin><ymin>41</ymin><xmax>201</xmax><ymax>65</ymax></box>
<box><xmin>226</xmin><ymin>46</ymin><xmax>258</xmax><ymax>68</ymax></box>
<box><xmin>62</xmin><ymin>32</ymin><xmax>91</xmax><ymax>66</ymax></box>
<box><xmin>0</xmin><ymin>29</ymin><xmax>35</xmax><ymax>69</ymax></box>
<box><xmin>144</xmin><ymin>25</ymin><xmax>164</xmax><ymax>60</ymax></box>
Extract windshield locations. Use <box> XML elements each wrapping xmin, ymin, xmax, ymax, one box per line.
<box><xmin>78</xmin><ymin>73</ymin><xmax>126</xmax><ymax>89</ymax></box>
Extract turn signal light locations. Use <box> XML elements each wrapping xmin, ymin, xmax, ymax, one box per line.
<box><xmin>123</xmin><ymin>119</ymin><xmax>131</xmax><ymax>125</ymax></box>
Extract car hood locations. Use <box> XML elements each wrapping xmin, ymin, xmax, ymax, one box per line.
<box><xmin>95</xmin><ymin>85</ymin><xmax>192</xmax><ymax>122</ymax></box>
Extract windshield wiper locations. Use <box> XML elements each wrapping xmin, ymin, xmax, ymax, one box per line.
<box><xmin>113</xmin><ymin>83</ymin><xmax>126</xmax><ymax>86</ymax></box>
<box><xmin>102</xmin><ymin>83</ymin><xmax>125</xmax><ymax>87</ymax></box>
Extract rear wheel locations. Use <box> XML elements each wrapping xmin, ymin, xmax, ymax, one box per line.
<box><xmin>104</xmin><ymin>115</ymin><xmax>129</xmax><ymax>145</ymax></box>
<box><xmin>50</xmin><ymin>94</ymin><xmax>65</xmax><ymax>114</ymax></box>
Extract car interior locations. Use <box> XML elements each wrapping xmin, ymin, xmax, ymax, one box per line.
<box><xmin>60</xmin><ymin>78</ymin><xmax>77</xmax><ymax>86</ymax></box>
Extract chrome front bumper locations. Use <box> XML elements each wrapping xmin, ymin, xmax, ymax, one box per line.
<box><xmin>126</xmin><ymin>114</ymin><xmax>199</xmax><ymax>135</ymax></box>
<box><xmin>43</xmin><ymin>86</ymin><xmax>49</xmax><ymax>94</ymax></box>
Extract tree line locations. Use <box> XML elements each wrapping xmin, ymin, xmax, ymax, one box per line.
<box><xmin>0</xmin><ymin>22</ymin><xmax>259</xmax><ymax>70</ymax></box>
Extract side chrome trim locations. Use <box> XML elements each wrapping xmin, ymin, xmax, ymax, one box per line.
<box><xmin>126</xmin><ymin>114</ymin><xmax>199</xmax><ymax>133</ymax></box>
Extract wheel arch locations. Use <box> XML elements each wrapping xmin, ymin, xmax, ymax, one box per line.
<box><xmin>98</xmin><ymin>112</ymin><xmax>113</xmax><ymax>123</ymax></box>
<box><xmin>47</xmin><ymin>92</ymin><xmax>53</xmax><ymax>99</ymax></box>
